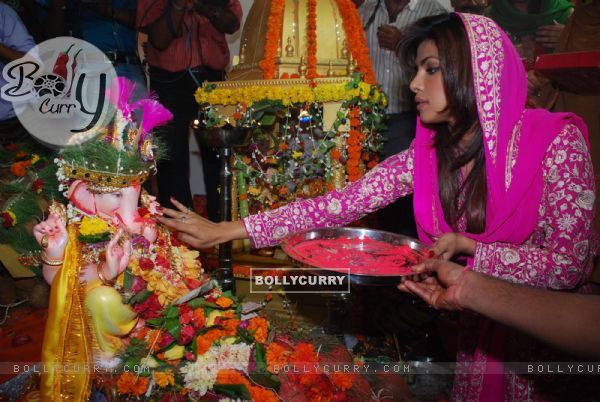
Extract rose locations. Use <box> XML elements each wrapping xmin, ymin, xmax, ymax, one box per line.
<box><xmin>179</xmin><ymin>325</ymin><xmax>196</xmax><ymax>345</ymax></box>
<box><xmin>138</xmin><ymin>257</ymin><xmax>154</xmax><ymax>271</ymax></box>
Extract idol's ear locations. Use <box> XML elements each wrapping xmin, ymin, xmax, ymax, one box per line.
<box><xmin>67</xmin><ymin>180</ymin><xmax>95</xmax><ymax>215</ymax></box>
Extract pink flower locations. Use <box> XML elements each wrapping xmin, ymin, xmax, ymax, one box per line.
<box><xmin>178</xmin><ymin>325</ymin><xmax>195</xmax><ymax>345</ymax></box>
<box><xmin>131</xmin><ymin>277</ymin><xmax>147</xmax><ymax>294</ymax></box>
<box><xmin>185</xmin><ymin>351</ymin><xmax>196</xmax><ymax>362</ymax></box>
<box><xmin>159</xmin><ymin>333</ymin><xmax>174</xmax><ymax>349</ymax></box>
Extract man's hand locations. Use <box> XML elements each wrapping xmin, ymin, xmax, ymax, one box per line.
<box><xmin>377</xmin><ymin>25</ymin><xmax>402</xmax><ymax>51</ymax></box>
<box><xmin>536</xmin><ymin>23</ymin><xmax>565</xmax><ymax>51</ymax></box>
<box><xmin>398</xmin><ymin>259</ymin><xmax>467</xmax><ymax>310</ymax></box>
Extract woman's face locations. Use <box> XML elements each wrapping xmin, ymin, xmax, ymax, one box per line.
<box><xmin>409</xmin><ymin>40</ymin><xmax>454</xmax><ymax>125</ymax></box>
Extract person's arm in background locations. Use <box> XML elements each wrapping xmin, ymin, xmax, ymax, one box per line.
<box><xmin>137</xmin><ymin>0</ymin><xmax>186</xmax><ymax>50</ymax></box>
<box><xmin>0</xmin><ymin>4</ymin><xmax>35</xmax><ymax>63</ymax></box>
<box><xmin>400</xmin><ymin>259</ymin><xmax>600</xmax><ymax>358</ymax></box>
<box><xmin>195</xmin><ymin>0</ymin><xmax>241</xmax><ymax>35</ymax></box>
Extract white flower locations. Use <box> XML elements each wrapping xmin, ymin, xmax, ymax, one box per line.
<box><xmin>557</xmin><ymin>215</ymin><xmax>578</xmax><ymax>232</ymax></box>
<box><xmin>273</xmin><ymin>226</ymin><xmax>289</xmax><ymax>239</ymax></box>
<box><xmin>180</xmin><ymin>350</ymin><xmax>219</xmax><ymax>395</ymax></box>
<box><xmin>554</xmin><ymin>150</ymin><xmax>567</xmax><ymax>164</ymax></box>
<box><xmin>576</xmin><ymin>190</ymin><xmax>595</xmax><ymax>211</ymax></box>
<box><xmin>499</xmin><ymin>249</ymin><xmax>520</xmax><ymax>265</ymax></box>
<box><xmin>326</xmin><ymin>199</ymin><xmax>342</xmax><ymax>215</ymax></box>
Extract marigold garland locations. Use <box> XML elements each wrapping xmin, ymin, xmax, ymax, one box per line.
<box><xmin>346</xmin><ymin>107</ymin><xmax>364</xmax><ymax>182</ymax></box>
<box><xmin>335</xmin><ymin>0</ymin><xmax>376</xmax><ymax>84</ymax></box>
<box><xmin>306</xmin><ymin>0</ymin><xmax>318</xmax><ymax>79</ymax></box>
<box><xmin>259</xmin><ymin>0</ymin><xmax>285</xmax><ymax>79</ymax></box>
<box><xmin>195</xmin><ymin>81</ymin><xmax>385</xmax><ymax>108</ymax></box>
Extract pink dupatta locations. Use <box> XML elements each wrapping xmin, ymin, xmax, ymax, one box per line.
<box><xmin>412</xmin><ymin>13</ymin><xmax>588</xmax><ymax>401</ymax></box>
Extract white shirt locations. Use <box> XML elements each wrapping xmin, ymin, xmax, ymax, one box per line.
<box><xmin>359</xmin><ymin>0</ymin><xmax>447</xmax><ymax>114</ymax></box>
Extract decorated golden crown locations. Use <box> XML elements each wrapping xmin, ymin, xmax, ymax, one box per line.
<box><xmin>56</xmin><ymin>78</ymin><xmax>172</xmax><ymax>193</ymax></box>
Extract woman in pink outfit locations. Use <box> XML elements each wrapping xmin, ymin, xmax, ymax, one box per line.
<box><xmin>160</xmin><ymin>13</ymin><xmax>597</xmax><ymax>401</ymax></box>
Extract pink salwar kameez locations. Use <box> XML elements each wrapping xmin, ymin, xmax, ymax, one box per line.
<box><xmin>243</xmin><ymin>13</ymin><xmax>597</xmax><ymax>402</ymax></box>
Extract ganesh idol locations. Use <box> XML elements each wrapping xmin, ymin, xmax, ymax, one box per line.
<box><xmin>32</xmin><ymin>78</ymin><xmax>207</xmax><ymax>401</ymax></box>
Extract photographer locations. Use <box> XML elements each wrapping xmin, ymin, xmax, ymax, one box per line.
<box><xmin>137</xmin><ymin>0</ymin><xmax>242</xmax><ymax>216</ymax></box>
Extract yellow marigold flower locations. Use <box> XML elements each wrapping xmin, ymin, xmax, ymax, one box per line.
<box><xmin>248</xmin><ymin>186</ymin><xmax>261</xmax><ymax>196</ymax></box>
<box><xmin>153</xmin><ymin>370</ymin><xmax>175</xmax><ymax>388</ymax></box>
<box><xmin>79</xmin><ymin>216</ymin><xmax>110</xmax><ymax>236</ymax></box>
<box><xmin>30</xmin><ymin>154</ymin><xmax>40</xmax><ymax>164</ymax></box>
<box><xmin>291</xmin><ymin>151</ymin><xmax>303</xmax><ymax>159</ymax></box>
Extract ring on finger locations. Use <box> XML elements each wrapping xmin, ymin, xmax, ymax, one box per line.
<box><xmin>41</xmin><ymin>234</ymin><xmax>49</xmax><ymax>249</ymax></box>
<box><xmin>180</xmin><ymin>215</ymin><xmax>188</xmax><ymax>223</ymax></box>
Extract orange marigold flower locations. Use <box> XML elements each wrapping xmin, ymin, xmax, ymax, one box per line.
<box><xmin>146</xmin><ymin>329</ymin><xmax>162</xmax><ymax>352</ymax></box>
<box><xmin>153</xmin><ymin>370</ymin><xmax>175</xmax><ymax>388</ymax></box>
<box><xmin>215</xmin><ymin>296</ymin><xmax>233</xmax><ymax>309</ymax></box>
<box><xmin>196</xmin><ymin>335</ymin><xmax>213</xmax><ymax>355</ymax></box>
<box><xmin>117</xmin><ymin>372</ymin><xmax>149</xmax><ymax>396</ymax></box>
<box><xmin>248</xmin><ymin>385</ymin><xmax>279</xmax><ymax>402</ymax></box>
<box><xmin>221</xmin><ymin>318</ymin><xmax>240</xmax><ymax>337</ymax></box>
<box><xmin>331</xmin><ymin>372</ymin><xmax>353</xmax><ymax>390</ymax></box>
<box><xmin>216</xmin><ymin>368</ymin><xmax>247</xmax><ymax>385</ymax></box>
<box><xmin>330</xmin><ymin>148</ymin><xmax>341</xmax><ymax>161</ymax></box>
<box><xmin>247</xmin><ymin>317</ymin><xmax>269</xmax><ymax>343</ymax></box>
<box><xmin>266</xmin><ymin>342</ymin><xmax>291</xmax><ymax>373</ymax></box>
<box><xmin>290</xmin><ymin>342</ymin><xmax>318</xmax><ymax>364</ymax></box>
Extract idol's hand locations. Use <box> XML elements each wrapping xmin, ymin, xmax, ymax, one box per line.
<box><xmin>398</xmin><ymin>259</ymin><xmax>467</xmax><ymax>310</ymax></box>
<box><xmin>104</xmin><ymin>229</ymin><xmax>131</xmax><ymax>280</ymax></box>
<box><xmin>431</xmin><ymin>232</ymin><xmax>475</xmax><ymax>260</ymax></box>
<box><xmin>156</xmin><ymin>197</ymin><xmax>247</xmax><ymax>249</ymax></box>
<box><xmin>33</xmin><ymin>213</ymin><xmax>68</xmax><ymax>259</ymax></box>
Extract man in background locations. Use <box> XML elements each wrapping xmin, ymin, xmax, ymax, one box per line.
<box><xmin>137</xmin><ymin>0</ymin><xmax>242</xmax><ymax>219</ymax></box>
<box><xmin>358</xmin><ymin>0</ymin><xmax>446</xmax><ymax>236</ymax></box>
<box><xmin>0</xmin><ymin>1</ymin><xmax>35</xmax><ymax>144</ymax></box>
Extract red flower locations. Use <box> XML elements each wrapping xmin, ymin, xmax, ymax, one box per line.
<box><xmin>170</xmin><ymin>233</ymin><xmax>181</xmax><ymax>246</ymax></box>
<box><xmin>184</xmin><ymin>277</ymin><xmax>203</xmax><ymax>290</ymax></box>
<box><xmin>32</xmin><ymin>179</ymin><xmax>44</xmax><ymax>194</ymax></box>
<box><xmin>185</xmin><ymin>351</ymin><xmax>196</xmax><ymax>361</ymax></box>
<box><xmin>133</xmin><ymin>293</ymin><xmax>162</xmax><ymax>319</ymax></box>
<box><xmin>179</xmin><ymin>324</ymin><xmax>195</xmax><ymax>345</ymax></box>
<box><xmin>138</xmin><ymin>257</ymin><xmax>154</xmax><ymax>271</ymax></box>
<box><xmin>155</xmin><ymin>255</ymin><xmax>170</xmax><ymax>269</ymax></box>
<box><xmin>0</xmin><ymin>212</ymin><xmax>15</xmax><ymax>228</ymax></box>
<box><xmin>179</xmin><ymin>304</ymin><xmax>194</xmax><ymax>325</ymax></box>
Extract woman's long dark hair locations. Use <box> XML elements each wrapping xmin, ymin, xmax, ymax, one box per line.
<box><xmin>398</xmin><ymin>13</ymin><xmax>487</xmax><ymax>233</ymax></box>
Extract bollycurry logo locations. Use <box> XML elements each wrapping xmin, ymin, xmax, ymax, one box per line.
<box><xmin>1</xmin><ymin>37</ymin><xmax>117</xmax><ymax>147</ymax></box>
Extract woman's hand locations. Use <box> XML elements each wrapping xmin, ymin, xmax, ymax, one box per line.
<box><xmin>104</xmin><ymin>229</ymin><xmax>131</xmax><ymax>281</ymax></box>
<box><xmin>431</xmin><ymin>232</ymin><xmax>475</xmax><ymax>260</ymax></box>
<box><xmin>33</xmin><ymin>213</ymin><xmax>68</xmax><ymax>259</ymax></box>
<box><xmin>156</xmin><ymin>198</ymin><xmax>247</xmax><ymax>249</ymax></box>
<box><xmin>398</xmin><ymin>259</ymin><xmax>468</xmax><ymax>310</ymax></box>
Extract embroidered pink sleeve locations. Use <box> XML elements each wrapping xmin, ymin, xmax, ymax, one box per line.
<box><xmin>472</xmin><ymin>125</ymin><xmax>596</xmax><ymax>289</ymax></box>
<box><xmin>243</xmin><ymin>143</ymin><xmax>416</xmax><ymax>248</ymax></box>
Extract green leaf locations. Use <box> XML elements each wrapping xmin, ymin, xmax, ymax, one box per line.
<box><xmin>128</xmin><ymin>289</ymin><xmax>153</xmax><ymax>305</ymax></box>
<box><xmin>237</xmin><ymin>327</ymin><xmax>254</xmax><ymax>344</ymax></box>
<box><xmin>259</xmin><ymin>113</ymin><xmax>276</xmax><ymax>126</ymax></box>
<box><xmin>166</xmin><ymin>317</ymin><xmax>181</xmax><ymax>339</ymax></box>
<box><xmin>165</xmin><ymin>305</ymin><xmax>179</xmax><ymax>319</ymax></box>
<box><xmin>145</xmin><ymin>318</ymin><xmax>164</xmax><ymax>327</ymax></box>
<box><xmin>123</xmin><ymin>270</ymin><xmax>132</xmax><ymax>293</ymax></box>
<box><xmin>188</xmin><ymin>299</ymin><xmax>220</xmax><ymax>310</ymax></box>
<box><xmin>213</xmin><ymin>384</ymin><xmax>251</xmax><ymax>400</ymax></box>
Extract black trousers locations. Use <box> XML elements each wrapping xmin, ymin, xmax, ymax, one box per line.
<box><xmin>149</xmin><ymin>66</ymin><xmax>223</xmax><ymax>221</ymax></box>
<box><xmin>378</xmin><ymin>111</ymin><xmax>418</xmax><ymax>237</ymax></box>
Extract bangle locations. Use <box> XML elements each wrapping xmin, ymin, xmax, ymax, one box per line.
<box><xmin>41</xmin><ymin>254</ymin><xmax>64</xmax><ymax>266</ymax></box>
<box><xmin>97</xmin><ymin>262</ymin><xmax>115</xmax><ymax>286</ymax></box>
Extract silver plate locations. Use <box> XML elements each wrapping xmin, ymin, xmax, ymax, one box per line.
<box><xmin>281</xmin><ymin>227</ymin><xmax>431</xmax><ymax>286</ymax></box>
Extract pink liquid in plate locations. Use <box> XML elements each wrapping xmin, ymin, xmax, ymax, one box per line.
<box><xmin>288</xmin><ymin>237</ymin><xmax>431</xmax><ymax>276</ymax></box>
